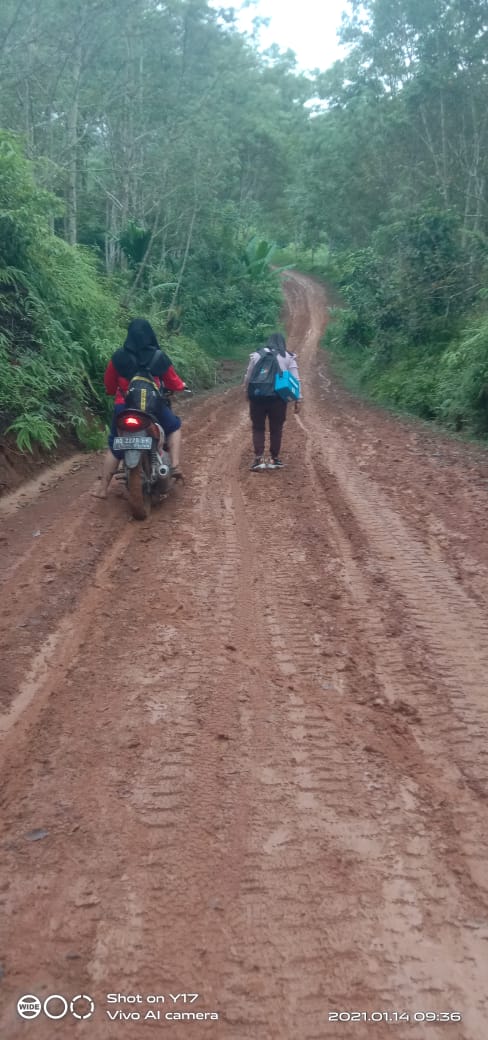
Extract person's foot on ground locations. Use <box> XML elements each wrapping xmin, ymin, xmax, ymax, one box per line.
<box><xmin>268</xmin><ymin>457</ymin><xmax>284</xmax><ymax>469</ymax></box>
<box><xmin>91</xmin><ymin>483</ymin><xmax>108</xmax><ymax>499</ymax></box>
<box><xmin>171</xmin><ymin>466</ymin><xmax>184</xmax><ymax>482</ymax></box>
<box><xmin>250</xmin><ymin>456</ymin><xmax>266</xmax><ymax>471</ymax></box>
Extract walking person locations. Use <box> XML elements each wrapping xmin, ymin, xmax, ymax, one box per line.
<box><xmin>244</xmin><ymin>333</ymin><xmax>301</xmax><ymax>471</ymax></box>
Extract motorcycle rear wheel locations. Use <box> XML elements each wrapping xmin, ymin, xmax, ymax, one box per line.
<box><xmin>127</xmin><ymin>458</ymin><xmax>152</xmax><ymax>521</ymax></box>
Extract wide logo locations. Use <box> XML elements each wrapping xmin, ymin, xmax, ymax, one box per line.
<box><xmin>17</xmin><ymin>994</ymin><xmax>95</xmax><ymax>1020</ymax></box>
<box><xmin>17</xmin><ymin>996</ymin><xmax>41</xmax><ymax>1020</ymax></box>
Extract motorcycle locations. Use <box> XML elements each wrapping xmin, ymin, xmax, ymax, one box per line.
<box><xmin>112</xmin><ymin>388</ymin><xmax>191</xmax><ymax>520</ymax></box>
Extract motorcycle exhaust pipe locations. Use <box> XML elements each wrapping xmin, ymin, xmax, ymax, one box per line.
<box><xmin>158</xmin><ymin>462</ymin><xmax>170</xmax><ymax>478</ymax></box>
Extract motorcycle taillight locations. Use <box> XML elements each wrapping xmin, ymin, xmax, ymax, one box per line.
<box><xmin>117</xmin><ymin>412</ymin><xmax>150</xmax><ymax>431</ymax></box>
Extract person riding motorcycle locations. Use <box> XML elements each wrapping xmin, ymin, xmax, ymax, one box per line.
<box><xmin>94</xmin><ymin>318</ymin><xmax>186</xmax><ymax>499</ymax></box>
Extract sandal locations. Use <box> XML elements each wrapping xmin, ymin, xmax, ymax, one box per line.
<box><xmin>171</xmin><ymin>466</ymin><xmax>185</xmax><ymax>483</ymax></box>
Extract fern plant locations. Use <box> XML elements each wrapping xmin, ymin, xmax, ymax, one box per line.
<box><xmin>6</xmin><ymin>414</ymin><xmax>58</xmax><ymax>453</ymax></box>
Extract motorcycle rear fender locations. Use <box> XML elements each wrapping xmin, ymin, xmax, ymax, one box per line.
<box><xmin>124</xmin><ymin>449</ymin><xmax>142</xmax><ymax>469</ymax></box>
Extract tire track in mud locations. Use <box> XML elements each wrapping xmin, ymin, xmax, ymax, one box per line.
<box><xmin>292</xmin><ymin>274</ymin><xmax>488</xmax><ymax>786</ymax></box>
<box><xmin>0</xmin><ymin>394</ymin><xmax>257</xmax><ymax>1037</ymax></box>
<box><xmin>283</xmin><ymin>274</ymin><xmax>488</xmax><ymax>1037</ymax></box>
<box><xmin>0</xmin><ymin>465</ymin><xmax>137</xmax><ymax>728</ymax></box>
<box><xmin>316</xmin><ymin>449</ymin><xmax>488</xmax><ymax>793</ymax></box>
<box><xmin>233</xmin><ymin>471</ymin><xmax>377</xmax><ymax>1038</ymax></box>
<box><xmin>108</xmin><ymin>461</ymin><xmax>249</xmax><ymax>982</ymax></box>
<box><xmin>75</xmin><ymin>405</ymin><xmax>270</xmax><ymax>1017</ymax></box>
<box><xmin>298</xmin><ymin>444</ymin><xmax>488</xmax><ymax>1034</ymax></box>
<box><xmin>234</xmin><ymin>428</ymin><xmax>464</xmax><ymax>1036</ymax></box>
<box><xmin>0</xmin><ymin>525</ymin><xmax>133</xmax><ymax>739</ymax></box>
<box><xmin>236</xmin><ymin>465</ymin><xmax>462</xmax><ymax>1038</ymax></box>
<box><xmin>2</xmin><ymin>278</ymin><xmax>488</xmax><ymax>1040</ymax></box>
<box><xmin>85</xmin><ymin>418</ymin><xmax>315</xmax><ymax>1027</ymax></box>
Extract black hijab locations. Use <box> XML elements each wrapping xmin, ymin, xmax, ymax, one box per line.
<box><xmin>112</xmin><ymin>319</ymin><xmax>172</xmax><ymax>379</ymax></box>
<box><xmin>124</xmin><ymin>318</ymin><xmax>159</xmax><ymax>355</ymax></box>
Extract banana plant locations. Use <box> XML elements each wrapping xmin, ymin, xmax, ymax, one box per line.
<box><xmin>242</xmin><ymin>237</ymin><xmax>294</xmax><ymax>281</ymax></box>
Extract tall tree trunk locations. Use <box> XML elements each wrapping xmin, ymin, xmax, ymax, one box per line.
<box><xmin>66</xmin><ymin>41</ymin><xmax>82</xmax><ymax>246</ymax></box>
<box><xmin>0</xmin><ymin>0</ymin><xmax>27</xmax><ymax>61</ymax></box>
<box><xmin>439</xmin><ymin>88</ymin><xmax>449</xmax><ymax>206</ymax></box>
<box><xmin>171</xmin><ymin>190</ymin><xmax>198</xmax><ymax>311</ymax></box>
<box><xmin>23</xmin><ymin>6</ymin><xmax>37</xmax><ymax>156</ymax></box>
<box><xmin>122</xmin><ymin>200</ymin><xmax>162</xmax><ymax>303</ymax></box>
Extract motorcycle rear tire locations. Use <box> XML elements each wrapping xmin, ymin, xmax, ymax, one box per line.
<box><xmin>127</xmin><ymin>459</ymin><xmax>151</xmax><ymax>521</ymax></box>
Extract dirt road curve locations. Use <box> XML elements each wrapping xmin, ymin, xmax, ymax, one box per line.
<box><xmin>1</xmin><ymin>275</ymin><xmax>488</xmax><ymax>1040</ymax></box>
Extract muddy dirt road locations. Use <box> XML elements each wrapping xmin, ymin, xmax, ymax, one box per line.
<box><xmin>1</xmin><ymin>275</ymin><xmax>488</xmax><ymax>1039</ymax></box>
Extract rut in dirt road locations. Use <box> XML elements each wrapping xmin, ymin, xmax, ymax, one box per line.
<box><xmin>1</xmin><ymin>274</ymin><xmax>488</xmax><ymax>1040</ymax></box>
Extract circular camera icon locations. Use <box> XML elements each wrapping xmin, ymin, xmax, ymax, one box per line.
<box><xmin>17</xmin><ymin>995</ymin><xmax>42</xmax><ymax>1020</ymax></box>
<box><xmin>43</xmin><ymin>995</ymin><xmax>69</xmax><ymax>1020</ymax></box>
<box><xmin>70</xmin><ymin>994</ymin><xmax>95</xmax><ymax>1020</ymax></box>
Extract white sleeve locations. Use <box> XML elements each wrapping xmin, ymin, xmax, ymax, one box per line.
<box><xmin>287</xmin><ymin>353</ymin><xmax>300</xmax><ymax>379</ymax></box>
<box><xmin>286</xmin><ymin>353</ymin><xmax>302</xmax><ymax>399</ymax></box>
<box><xmin>244</xmin><ymin>353</ymin><xmax>258</xmax><ymax>387</ymax></box>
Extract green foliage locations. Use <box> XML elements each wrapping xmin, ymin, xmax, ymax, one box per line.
<box><xmin>326</xmin><ymin>304</ymin><xmax>488</xmax><ymax>434</ymax></box>
<box><xmin>0</xmin><ymin>0</ymin><xmax>312</xmax><ymax>454</ymax></box>
<box><xmin>182</xmin><ymin>275</ymin><xmax>282</xmax><ymax>358</ymax></box>
<box><xmin>273</xmin><ymin>244</ymin><xmax>337</xmax><ymax>280</ymax></box>
<box><xmin>324</xmin><ymin>202</ymin><xmax>488</xmax><ymax>435</ymax></box>
<box><xmin>6</xmin><ymin>414</ymin><xmax>58</xmax><ymax>453</ymax></box>
<box><xmin>434</xmin><ymin>318</ymin><xmax>488</xmax><ymax>434</ymax></box>
<box><xmin>243</xmin><ymin>238</ymin><xmax>277</xmax><ymax>281</ymax></box>
<box><xmin>0</xmin><ymin>132</ymin><xmax>124</xmax><ymax>451</ymax></box>
<box><xmin>3</xmin><ymin>0</ymin><xmax>488</xmax><ymax>449</ymax></box>
<box><xmin>0</xmin><ymin>132</ymin><xmax>282</xmax><ymax>453</ymax></box>
<box><xmin>73</xmin><ymin>416</ymin><xmax>108</xmax><ymax>452</ymax></box>
<box><xmin>156</xmin><ymin>222</ymin><xmax>283</xmax><ymax>358</ymax></box>
<box><xmin>119</xmin><ymin>223</ymin><xmax>152</xmax><ymax>269</ymax></box>
<box><xmin>278</xmin><ymin>0</ymin><xmax>488</xmax><ymax>440</ymax></box>
<box><xmin>365</xmin><ymin>356</ymin><xmax>439</xmax><ymax>420</ymax></box>
<box><xmin>146</xmin><ymin>328</ymin><xmax>217</xmax><ymax>389</ymax></box>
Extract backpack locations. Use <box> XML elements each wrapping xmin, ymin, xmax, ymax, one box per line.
<box><xmin>247</xmin><ymin>348</ymin><xmax>281</xmax><ymax>400</ymax></box>
<box><xmin>124</xmin><ymin>347</ymin><xmax>164</xmax><ymax>415</ymax></box>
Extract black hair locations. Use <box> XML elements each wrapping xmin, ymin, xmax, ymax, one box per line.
<box><xmin>265</xmin><ymin>333</ymin><xmax>287</xmax><ymax>357</ymax></box>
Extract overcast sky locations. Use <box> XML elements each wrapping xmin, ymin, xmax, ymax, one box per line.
<box><xmin>229</xmin><ymin>0</ymin><xmax>349</xmax><ymax>72</ymax></box>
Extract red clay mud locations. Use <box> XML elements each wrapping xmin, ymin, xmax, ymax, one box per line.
<box><xmin>0</xmin><ymin>275</ymin><xmax>487</xmax><ymax>1039</ymax></box>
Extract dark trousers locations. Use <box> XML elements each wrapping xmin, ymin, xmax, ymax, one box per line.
<box><xmin>250</xmin><ymin>397</ymin><xmax>287</xmax><ymax>457</ymax></box>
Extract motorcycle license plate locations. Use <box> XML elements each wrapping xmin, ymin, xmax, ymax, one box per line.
<box><xmin>113</xmin><ymin>436</ymin><xmax>152</xmax><ymax>450</ymax></box>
